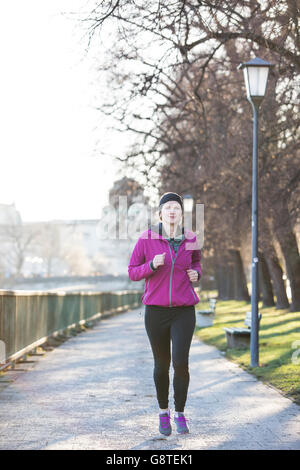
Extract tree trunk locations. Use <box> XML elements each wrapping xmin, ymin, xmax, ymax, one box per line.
<box><xmin>259</xmin><ymin>215</ymin><xmax>290</xmax><ymax>309</ymax></box>
<box><xmin>229</xmin><ymin>249</ymin><xmax>250</xmax><ymax>301</ymax></box>
<box><xmin>272</xmin><ymin>198</ymin><xmax>300</xmax><ymax>312</ymax></box>
<box><xmin>215</xmin><ymin>263</ymin><xmax>227</xmax><ymax>300</ymax></box>
<box><xmin>226</xmin><ymin>259</ymin><xmax>235</xmax><ymax>299</ymax></box>
<box><xmin>215</xmin><ymin>250</ymin><xmax>250</xmax><ymax>300</ymax></box>
<box><xmin>276</xmin><ymin>229</ymin><xmax>300</xmax><ymax>312</ymax></box>
<box><xmin>258</xmin><ymin>251</ymin><xmax>275</xmax><ymax>307</ymax></box>
<box><xmin>265</xmin><ymin>253</ymin><xmax>290</xmax><ymax>309</ymax></box>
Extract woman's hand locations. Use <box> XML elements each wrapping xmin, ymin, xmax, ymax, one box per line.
<box><xmin>153</xmin><ymin>252</ymin><xmax>166</xmax><ymax>269</ymax></box>
<box><xmin>186</xmin><ymin>269</ymin><xmax>199</xmax><ymax>282</ymax></box>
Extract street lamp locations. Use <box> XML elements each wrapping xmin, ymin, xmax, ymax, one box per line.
<box><xmin>183</xmin><ymin>194</ymin><xmax>194</xmax><ymax>213</ymax></box>
<box><xmin>238</xmin><ymin>57</ymin><xmax>274</xmax><ymax>367</ymax></box>
<box><xmin>183</xmin><ymin>194</ymin><xmax>194</xmax><ymax>233</ymax></box>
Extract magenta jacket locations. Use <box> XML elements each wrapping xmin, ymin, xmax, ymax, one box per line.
<box><xmin>128</xmin><ymin>223</ymin><xmax>202</xmax><ymax>307</ymax></box>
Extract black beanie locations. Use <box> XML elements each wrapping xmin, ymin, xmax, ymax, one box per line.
<box><xmin>159</xmin><ymin>192</ymin><xmax>183</xmax><ymax>211</ymax></box>
<box><xmin>158</xmin><ymin>192</ymin><xmax>184</xmax><ymax>237</ymax></box>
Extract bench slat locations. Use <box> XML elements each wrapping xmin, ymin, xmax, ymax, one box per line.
<box><xmin>197</xmin><ymin>310</ymin><xmax>214</xmax><ymax>315</ymax></box>
<box><xmin>244</xmin><ymin>311</ymin><xmax>262</xmax><ymax>328</ymax></box>
<box><xmin>224</xmin><ymin>327</ymin><xmax>251</xmax><ymax>335</ymax></box>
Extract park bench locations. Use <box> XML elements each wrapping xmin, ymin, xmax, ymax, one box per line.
<box><xmin>223</xmin><ymin>311</ymin><xmax>262</xmax><ymax>349</ymax></box>
<box><xmin>196</xmin><ymin>298</ymin><xmax>217</xmax><ymax>327</ymax></box>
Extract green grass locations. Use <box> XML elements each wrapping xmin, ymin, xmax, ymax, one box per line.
<box><xmin>194</xmin><ymin>298</ymin><xmax>300</xmax><ymax>404</ymax></box>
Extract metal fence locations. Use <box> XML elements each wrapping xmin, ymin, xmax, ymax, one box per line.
<box><xmin>0</xmin><ymin>289</ymin><xmax>143</xmax><ymax>365</ymax></box>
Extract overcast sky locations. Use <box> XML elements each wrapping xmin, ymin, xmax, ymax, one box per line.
<box><xmin>0</xmin><ymin>0</ymin><xmax>126</xmax><ymax>223</ymax></box>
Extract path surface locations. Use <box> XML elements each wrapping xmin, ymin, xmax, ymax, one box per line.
<box><xmin>0</xmin><ymin>307</ymin><xmax>299</xmax><ymax>450</ymax></box>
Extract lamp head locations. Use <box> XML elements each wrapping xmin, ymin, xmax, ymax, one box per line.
<box><xmin>183</xmin><ymin>194</ymin><xmax>194</xmax><ymax>213</ymax></box>
<box><xmin>238</xmin><ymin>57</ymin><xmax>274</xmax><ymax>106</ymax></box>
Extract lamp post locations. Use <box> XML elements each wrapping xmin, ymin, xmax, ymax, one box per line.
<box><xmin>183</xmin><ymin>194</ymin><xmax>194</xmax><ymax>231</ymax></box>
<box><xmin>183</xmin><ymin>194</ymin><xmax>194</xmax><ymax>213</ymax></box>
<box><xmin>238</xmin><ymin>57</ymin><xmax>274</xmax><ymax>367</ymax></box>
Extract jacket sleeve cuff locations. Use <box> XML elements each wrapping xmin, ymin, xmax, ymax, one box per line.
<box><xmin>149</xmin><ymin>260</ymin><xmax>157</xmax><ymax>271</ymax></box>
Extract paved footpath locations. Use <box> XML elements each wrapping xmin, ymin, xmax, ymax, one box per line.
<box><xmin>0</xmin><ymin>307</ymin><xmax>300</xmax><ymax>450</ymax></box>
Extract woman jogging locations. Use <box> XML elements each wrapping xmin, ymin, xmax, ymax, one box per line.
<box><xmin>128</xmin><ymin>192</ymin><xmax>202</xmax><ymax>436</ymax></box>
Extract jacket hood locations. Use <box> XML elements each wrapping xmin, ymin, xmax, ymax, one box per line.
<box><xmin>147</xmin><ymin>222</ymin><xmax>197</xmax><ymax>242</ymax></box>
<box><xmin>149</xmin><ymin>222</ymin><xmax>183</xmax><ymax>238</ymax></box>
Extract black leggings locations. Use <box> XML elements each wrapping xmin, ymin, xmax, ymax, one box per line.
<box><xmin>144</xmin><ymin>304</ymin><xmax>196</xmax><ymax>412</ymax></box>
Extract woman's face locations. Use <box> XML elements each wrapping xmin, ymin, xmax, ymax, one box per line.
<box><xmin>160</xmin><ymin>201</ymin><xmax>182</xmax><ymax>225</ymax></box>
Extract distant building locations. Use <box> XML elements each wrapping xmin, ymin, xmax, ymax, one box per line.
<box><xmin>0</xmin><ymin>203</ymin><xmax>22</xmax><ymax>278</ymax></box>
<box><xmin>21</xmin><ymin>218</ymin><xmax>138</xmax><ymax>277</ymax></box>
<box><xmin>0</xmin><ymin>202</ymin><xmax>22</xmax><ymax>226</ymax></box>
<box><xmin>0</xmin><ymin>200</ymin><xmax>154</xmax><ymax>279</ymax></box>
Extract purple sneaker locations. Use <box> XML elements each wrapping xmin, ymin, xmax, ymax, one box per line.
<box><xmin>159</xmin><ymin>410</ymin><xmax>172</xmax><ymax>436</ymax></box>
<box><xmin>174</xmin><ymin>414</ymin><xmax>189</xmax><ymax>434</ymax></box>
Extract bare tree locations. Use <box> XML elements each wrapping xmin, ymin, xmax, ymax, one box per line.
<box><xmin>0</xmin><ymin>222</ymin><xmax>40</xmax><ymax>279</ymax></box>
<box><xmin>34</xmin><ymin>223</ymin><xmax>62</xmax><ymax>277</ymax></box>
<box><xmin>78</xmin><ymin>0</ymin><xmax>300</xmax><ymax>308</ymax></box>
<box><xmin>62</xmin><ymin>242</ymin><xmax>93</xmax><ymax>276</ymax></box>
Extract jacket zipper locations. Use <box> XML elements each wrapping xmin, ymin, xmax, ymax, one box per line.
<box><xmin>167</xmin><ymin>239</ymin><xmax>185</xmax><ymax>307</ymax></box>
